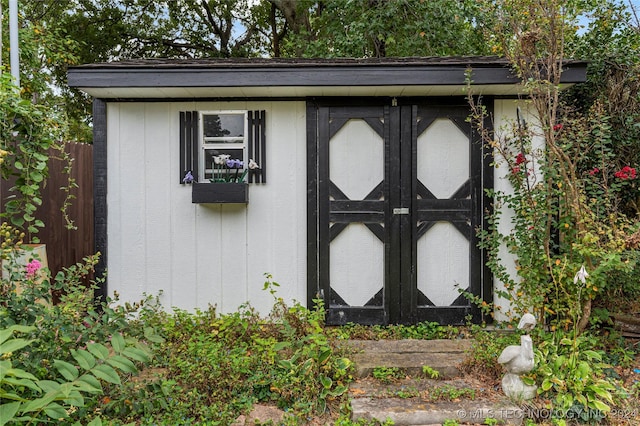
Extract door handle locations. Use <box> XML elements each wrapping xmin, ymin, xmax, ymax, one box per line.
<box><xmin>393</xmin><ymin>207</ymin><xmax>409</xmax><ymax>215</ymax></box>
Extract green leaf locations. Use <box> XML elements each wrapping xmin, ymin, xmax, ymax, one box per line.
<box><xmin>111</xmin><ymin>333</ymin><xmax>125</xmax><ymax>353</ymax></box>
<box><xmin>10</xmin><ymin>216</ymin><xmax>25</xmax><ymax>227</ymax></box>
<box><xmin>319</xmin><ymin>375</ymin><xmax>332</xmax><ymax>389</ymax></box>
<box><xmin>328</xmin><ymin>384</ymin><xmax>348</xmax><ymax>397</ymax></box>
<box><xmin>121</xmin><ymin>347</ymin><xmax>150</xmax><ymax>363</ymax></box>
<box><xmin>0</xmin><ymin>339</ymin><xmax>36</xmax><ymax>355</ymax></box>
<box><xmin>336</xmin><ymin>358</ymin><xmax>352</xmax><ymax>370</ymax></box>
<box><xmin>20</xmin><ymin>389</ymin><xmax>62</xmax><ymax>414</ymax></box>
<box><xmin>273</xmin><ymin>341</ymin><xmax>290</xmax><ymax>351</ymax></box>
<box><xmin>37</xmin><ymin>380</ymin><xmax>61</xmax><ymax>393</ymax></box>
<box><xmin>65</xmin><ymin>390</ymin><xmax>85</xmax><ymax>408</ymax></box>
<box><xmin>53</xmin><ymin>360</ymin><xmax>79</xmax><ymax>381</ymax></box>
<box><xmin>2</xmin><ymin>377</ymin><xmax>41</xmax><ymax>393</ymax></box>
<box><xmin>143</xmin><ymin>327</ymin><xmax>165</xmax><ymax>344</ymax></box>
<box><xmin>0</xmin><ymin>392</ymin><xmax>24</xmax><ymax>402</ymax></box>
<box><xmin>589</xmin><ymin>399</ymin><xmax>610</xmax><ymax>413</ymax></box>
<box><xmin>317</xmin><ymin>349</ymin><xmax>332</xmax><ymax>364</ymax></box>
<box><xmin>0</xmin><ymin>325</ymin><xmax>36</xmax><ymax>345</ymax></box>
<box><xmin>86</xmin><ymin>417</ymin><xmax>103</xmax><ymax>426</ymax></box>
<box><xmin>43</xmin><ymin>402</ymin><xmax>67</xmax><ymax>420</ymax></box>
<box><xmin>91</xmin><ymin>365</ymin><xmax>121</xmax><ymax>385</ymax></box>
<box><xmin>14</xmin><ymin>161</ymin><xmax>23</xmax><ymax>170</ymax></box>
<box><xmin>0</xmin><ymin>361</ymin><xmax>10</xmax><ymax>381</ymax></box>
<box><xmin>106</xmin><ymin>355</ymin><xmax>137</xmax><ymax>374</ymax></box>
<box><xmin>582</xmin><ymin>350</ymin><xmax>602</xmax><ymax>361</ymax></box>
<box><xmin>30</xmin><ymin>171</ymin><xmax>44</xmax><ymax>183</ymax></box>
<box><xmin>6</xmin><ymin>368</ymin><xmax>39</xmax><ymax>381</ymax></box>
<box><xmin>590</xmin><ymin>385</ymin><xmax>614</xmax><ymax>402</ymax></box>
<box><xmin>0</xmin><ymin>401</ymin><xmax>21</xmax><ymax>426</ymax></box>
<box><xmin>541</xmin><ymin>378</ymin><xmax>553</xmax><ymax>391</ymax></box>
<box><xmin>86</xmin><ymin>343</ymin><xmax>109</xmax><ymax>360</ymax></box>
<box><xmin>76</xmin><ymin>375</ymin><xmax>102</xmax><ymax>393</ymax></box>
<box><xmin>71</xmin><ymin>349</ymin><xmax>96</xmax><ymax>371</ymax></box>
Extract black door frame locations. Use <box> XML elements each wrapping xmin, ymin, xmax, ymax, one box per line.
<box><xmin>306</xmin><ymin>97</ymin><xmax>493</xmax><ymax>325</ymax></box>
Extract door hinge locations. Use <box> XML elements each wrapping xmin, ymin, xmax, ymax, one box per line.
<box><xmin>393</xmin><ymin>207</ymin><xmax>409</xmax><ymax>215</ymax></box>
<box><xmin>391</xmin><ymin>97</ymin><xmax>398</xmax><ymax>107</ymax></box>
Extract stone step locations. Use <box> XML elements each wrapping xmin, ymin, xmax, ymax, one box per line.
<box><xmin>350</xmin><ymin>397</ymin><xmax>523</xmax><ymax>425</ymax></box>
<box><xmin>345</xmin><ymin>340</ymin><xmax>523</xmax><ymax>425</ymax></box>
<box><xmin>344</xmin><ymin>339</ymin><xmax>473</xmax><ymax>379</ymax></box>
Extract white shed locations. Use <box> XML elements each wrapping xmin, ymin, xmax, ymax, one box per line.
<box><xmin>67</xmin><ymin>57</ymin><xmax>587</xmax><ymax>325</ymax></box>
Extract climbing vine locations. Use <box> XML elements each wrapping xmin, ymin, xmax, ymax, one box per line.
<box><xmin>0</xmin><ymin>69</ymin><xmax>74</xmax><ymax>240</ymax></box>
<box><xmin>468</xmin><ymin>0</ymin><xmax>639</xmax><ymax>331</ymax></box>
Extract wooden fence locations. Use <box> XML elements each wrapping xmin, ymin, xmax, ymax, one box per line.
<box><xmin>1</xmin><ymin>142</ymin><xmax>94</xmax><ymax>283</ymax></box>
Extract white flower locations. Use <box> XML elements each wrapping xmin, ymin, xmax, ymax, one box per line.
<box><xmin>213</xmin><ymin>154</ymin><xmax>231</xmax><ymax>165</ymax></box>
<box><xmin>574</xmin><ymin>265</ymin><xmax>589</xmax><ymax>285</ymax></box>
<box><xmin>248</xmin><ymin>159</ymin><xmax>260</xmax><ymax>170</ymax></box>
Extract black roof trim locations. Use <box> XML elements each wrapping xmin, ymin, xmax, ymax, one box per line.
<box><xmin>67</xmin><ymin>57</ymin><xmax>588</xmax><ymax>89</ymax></box>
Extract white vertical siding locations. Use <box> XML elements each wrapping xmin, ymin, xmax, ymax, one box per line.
<box><xmin>106</xmin><ymin>101</ymin><xmax>307</xmax><ymax>314</ymax></box>
<box><xmin>492</xmin><ymin>99</ymin><xmax>543</xmax><ymax>321</ymax></box>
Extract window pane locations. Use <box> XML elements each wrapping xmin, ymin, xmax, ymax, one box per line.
<box><xmin>204</xmin><ymin>148</ymin><xmax>245</xmax><ymax>182</ymax></box>
<box><xmin>203</xmin><ymin>114</ymin><xmax>244</xmax><ymax>138</ymax></box>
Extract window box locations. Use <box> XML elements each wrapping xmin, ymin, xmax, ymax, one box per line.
<box><xmin>192</xmin><ymin>182</ymin><xmax>248</xmax><ymax>204</ymax></box>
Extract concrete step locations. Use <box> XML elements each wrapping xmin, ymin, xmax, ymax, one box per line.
<box><xmin>344</xmin><ymin>339</ymin><xmax>473</xmax><ymax>379</ymax></box>
<box><xmin>345</xmin><ymin>340</ymin><xmax>523</xmax><ymax>425</ymax></box>
<box><xmin>351</xmin><ymin>396</ymin><xmax>523</xmax><ymax>425</ymax></box>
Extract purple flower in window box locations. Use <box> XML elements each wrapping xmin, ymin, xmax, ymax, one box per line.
<box><xmin>182</xmin><ymin>170</ymin><xmax>194</xmax><ymax>184</ymax></box>
<box><xmin>211</xmin><ymin>155</ymin><xmax>258</xmax><ymax>183</ymax></box>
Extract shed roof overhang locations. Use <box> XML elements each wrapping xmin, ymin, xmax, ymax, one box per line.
<box><xmin>67</xmin><ymin>57</ymin><xmax>588</xmax><ymax>99</ymax></box>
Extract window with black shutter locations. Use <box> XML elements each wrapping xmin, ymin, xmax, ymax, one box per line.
<box><xmin>179</xmin><ymin>110</ymin><xmax>266</xmax><ymax>184</ymax></box>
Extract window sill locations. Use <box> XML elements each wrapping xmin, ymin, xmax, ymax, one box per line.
<box><xmin>191</xmin><ymin>182</ymin><xmax>248</xmax><ymax>204</ymax></box>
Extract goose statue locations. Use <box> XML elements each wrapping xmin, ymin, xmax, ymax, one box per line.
<box><xmin>497</xmin><ymin>313</ymin><xmax>538</xmax><ymax>400</ymax></box>
<box><xmin>497</xmin><ymin>313</ymin><xmax>536</xmax><ymax>374</ymax></box>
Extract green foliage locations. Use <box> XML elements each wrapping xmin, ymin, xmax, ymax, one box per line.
<box><xmin>0</xmin><ymin>73</ymin><xmax>70</xmax><ymax>237</ymax></box>
<box><xmin>461</xmin><ymin>329</ymin><xmax>520</xmax><ymax>381</ymax></box>
<box><xmin>421</xmin><ymin>365</ymin><xmax>440</xmax><ymax>379</ymax></box>
<box><xmin>469</xmin><ymin>0</ymin><xmax>640</xmax><ymax>331</ymax></box>
<box><xmin>334</xmin><ymin>416</ymin><xmax>395</xmax><ymax>426</ymax></box>
<box><xmin>327</xmin><ymin>321</ymin><xmax>459</xmax><ymax>340</ymax></box>
<box><xmin>149</xmin><ymin>275</ymin><xmax>354</xmax><ymax>423</ymax></box>
<box><xmin>427</xmin><ymin>384</ymin><xmax>476</xmax><ymax>402</ymax></box>
<box><xmin>534</xmin><ymin>331</ymin><xmax>616</xmax><ymax>421</ymax></box>
<box><xmin>0</xmin><ymin>325</ymin><xmax>150</xmax><ymax>426</ymax></box>
<box><xmin>0</xmin><ymin>222</ymin><xmax>158</xmax><ymax>425</ymax></box>
<box><xmin>281</xmin><ymin>0</ymin><xmax>490</xmax><ymax>58</ymax></box>
<box><xmin>371</xmin><ymin>367</ymin><xmax>404</xmax><ymax>384</ymax></box>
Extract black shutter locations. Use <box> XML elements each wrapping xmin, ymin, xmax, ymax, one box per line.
<box><xmin>179</xmin><ymin>111</ymin><xmax>199</xmax><ymax>184</ymax></box>
<box><xmin>248</xmin><ymin>110</ymin><xmax>266</xmax><ymax>183</ymax></box>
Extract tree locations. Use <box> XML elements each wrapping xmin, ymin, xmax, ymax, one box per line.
<box><xmin>274</xmin><ymin>0</ymin><xmax>490</xmax><ymax>58</ymax></box>
<box><xmin>470</xmin><ymin>0</ymin><xmax>640</xmax><ymax>331</ymax></box>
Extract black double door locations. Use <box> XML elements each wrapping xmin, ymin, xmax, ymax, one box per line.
<box><xmin>307</xmin><ymin>99</ymin><xmax>492</xmax><ymax>325</ymax></box>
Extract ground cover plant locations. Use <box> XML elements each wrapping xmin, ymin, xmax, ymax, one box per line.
<box><xmin>0</xmin><ymin>223</ymin><xmax>160</xmax><ymax>426</ymax></box>
<box><xmin>462</xmin><ymin>325</ymin><xmax>640</xmax><ymax>425</ymax></box>
<box><xmin>2</xmin><ymin>249</ymin><xmax>638</xmax><ymax>425</ymax></box>
<box><xmin>1</xmin><ymin>267</ymin><xmax>363</xmax><ymax>425</ymax></box>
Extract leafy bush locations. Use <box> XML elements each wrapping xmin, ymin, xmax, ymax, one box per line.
<box><xmin>532</xmin><ymin>331</ymin><xmax>619</xmax><ymax>423</ymax></box>
<box><xmin>327</xmin><ymin>321</ymin><xmax>459</xmax><ymax>340</ymax></box>
<box><xmin>146</xmin><ymin>275</ymin><xmax>354</xmax><ymax>424</ymax></box>
<box><xmin>0</xmin><ymin>223</ymin><xmax>160</xmax><ymax>425</ymax></box>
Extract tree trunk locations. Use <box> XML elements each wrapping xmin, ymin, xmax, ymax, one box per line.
<box><xmin>577</xmin><ymin>298</ymin><xmax>591</xmax><ymax>332</ymax></box>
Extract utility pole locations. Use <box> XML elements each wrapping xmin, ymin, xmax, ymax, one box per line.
<box><xmin>1</xmin><ymin>1</ymin><xmax>3</xmax><ymax>69</ymax></box>
<box><xmin>9</xmin><ymin>0</ymin><xmax>19</xmax><ymax>87</ymax></box>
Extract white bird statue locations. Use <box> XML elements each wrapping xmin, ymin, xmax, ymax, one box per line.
<box><xmin>497</xmin><ymin>313</ymin><xmax>537</xmax><ymax>375</ymax></box>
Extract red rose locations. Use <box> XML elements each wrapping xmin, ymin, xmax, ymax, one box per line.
<box><xmin>515</xmin><ymin>153</ymin><xmax>526</xmax><ymax>165</ymax></box>
<box><xmin>615</xmin><ymin>166</ymin><xmax>636</xmax><ymax>180</ymax></box>
<box><xmin>553</xmin><ymin>123</ymin><xmax>563</xmax><ymax>131</ymax></box>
